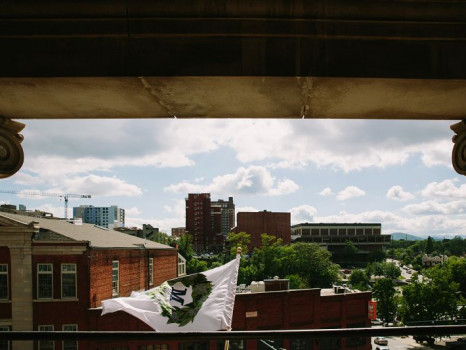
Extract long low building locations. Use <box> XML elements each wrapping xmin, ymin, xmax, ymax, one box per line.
<box><xmin>291</xmin><ymin>223</ymin><xmax>391</xmax><ymax>264</ymax></box>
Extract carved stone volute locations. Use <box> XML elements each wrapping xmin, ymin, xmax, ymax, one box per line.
<box><xmin>451</xmin><ymin>120</ymin><xmax>466</xmax><ymax>176</ymax></box>
<box><xmin>0</xmin><ymin>116</ymin><xmax>25</xmax><ymax>178</ymax></box>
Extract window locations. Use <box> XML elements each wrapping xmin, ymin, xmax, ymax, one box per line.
<box><xmin>112</xmin><ymin>261</ymin><xmax>119</xmax><ymax>295</ymax></box>
<box><xmin>37</xmin><ymin>264</ymin><xmax>53</xmax><ymax>299</ymax></box>
<box><xmin>38</xmin><ymin>325</ymin><xmax>54</xmax><ymax>350</ymax></box>
<box><xmin>0</xmin><ymin>265</ymin><xmax>8</xmax><ymax>300</ymax></box>
<box><xmin>62</xmin><ymin>324</ymin><xmax>78</xmax><ymax>350</ymax></box>
<box><xmin>61</xmin><ymin>264</ymin><xmax>77</xmax><ymax>298</ymax></box>
<box><xmin>178</xmin><ymin>255</ymin><xmax>186</xmax><ymax>276</ymax></box>
<box><xmin>0</xmin><ymin>326</ymin><xmax>10</xmax><ymax>350</ymax></box>
<box><xmin>148</xmin><ymin>258</ymin><xmax>154</xmax><ymax>285</ymax></box>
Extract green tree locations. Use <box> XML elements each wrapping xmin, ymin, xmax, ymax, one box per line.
<box><xmin>177</xmin><ymin>234</ymin><xmax>194</xmax><ymax>261</ymax></box>
<box><xmin>372</xmin><ymin>278</ymin><xmax>397</xmax><ymax>323</ymax></box>
<box><xmin>445</xmin><ymin>236</ymin><xmax>466</xmax><ymax>257</ymax></box>
<box><xmin>286</xmin><ymin>274</ymin><xmax>308</xmax><ymax>289</ymax></box>
<box><xmin>349</xmin><ymin>269</ymin><xmax>370</xmax><ymax>290</ymax></box>
<box><xmin>236</xmin><ymin>240</ymin><xmax>340</xmax><ymax>288</ymax></box>
<box><xmin>187</xmin><ymin>258</ymin><xmax>208</xmax><ymax>274</ymax></box>
<box><xmin>366</xmin><ymin>262</ymin><xmax>384</xmax><ymax>277</ymax></box>
<box><xmin>290</xmin><ymin>242</ymin><xmax>340</xmax><ymax>288</ymax></box>
<box><xmin>399</xmin><ymin>267</ymin><xmax>459</xmax><ymax>326</ymax></box>
<box><xmin>340</xmin><ymin>240</ymin><xmax>358</xmax><ymax>262</ymax></box>
<box><xmin>442</xmin><ymin>256</ymin><xmax>466</xmax><ymax>299</ymax></box>
<box><xmin>425</xmin><ymin>236</ymin><xmax>434</xmax><ymax>254</ymax></box>
<box><xmin>226</xmin><ymin>232</ymin><xmax>251</xmax><ymax>257</ymax></box>
<box><xmin>383</xmin><ymin>262</ymin><xmax>401</xmax><ymax>279</ymax></box>
<box><xmin>251</xmin><ymin>234</ymin><xmax>285</xmax><ymax>280</ymax></box>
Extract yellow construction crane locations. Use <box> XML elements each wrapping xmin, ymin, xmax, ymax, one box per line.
<box><xmin>0</xmin><ymin>190</ymin><xmax>91</xmax><ymax>219</ymax></box>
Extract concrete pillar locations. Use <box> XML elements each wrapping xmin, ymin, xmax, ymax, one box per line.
<box><xmin>0</xmin><ymin>221</ymin><xmax>36</xmax><ymax>350</ymax></box>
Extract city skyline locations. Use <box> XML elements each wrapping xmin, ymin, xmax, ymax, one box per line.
<box><xmin>1</xmin><ymin>118</ymin><xmax>465</xmax><ymax>238</ymax></box>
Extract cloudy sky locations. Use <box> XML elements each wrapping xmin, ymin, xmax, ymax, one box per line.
<box><xmin>1</xmin><ymin>118</ymin><xmax>465</xmax><ymax>238</ymax></box>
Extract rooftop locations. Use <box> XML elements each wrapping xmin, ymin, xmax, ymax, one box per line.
<box><xmin>0</xmin><ymin>211</ymin><xmax>174</xmax><ymax>250</ymax></box>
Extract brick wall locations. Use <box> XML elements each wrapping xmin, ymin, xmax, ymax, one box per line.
<box><xmin>152</xmin><ymin>250</ymin><xmax>178</xmax><ymax>286</ymax></box>
<box><xmin>89</xmin><ymin>288</ymin><xmax>371</xmax><ymax>350</ymax></box>
<box><xmin>89</xmin><ymin>248</ymin><xmax>178</xmax><ymax>308</ymax></box>
<box><xmin>236</xmin><ymin>211</ymin><xmax>291</xmax><ymax>250</ymax></box>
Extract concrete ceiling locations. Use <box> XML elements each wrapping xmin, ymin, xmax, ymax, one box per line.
<box><xmin>1</xmin><ymin>0</ymin><xmax>466</xmax><ymax>120</ymax></box>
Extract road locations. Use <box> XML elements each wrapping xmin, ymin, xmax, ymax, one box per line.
<box><xmin>381</xmin><ymin>336</ymin><xmax>432</xmax><ymax>350</ymax></box>
<box><xmin>373</xmin><ymin>335</ymin><xmax>463</xmax><ymax>350</ymax></box>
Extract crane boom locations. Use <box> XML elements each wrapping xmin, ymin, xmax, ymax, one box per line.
<box><xmin>0</xmin><ymin>190</ymin><xmax>91</xmax><ymax>219</ymax></box>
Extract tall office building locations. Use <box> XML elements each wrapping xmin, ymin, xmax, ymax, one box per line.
<box><xmin>185</xmin><ymin>194</ymin><xmax>235</xmax><ymax>252</ymax></box>
<box><xmin>211</xmin><ymin>197</ymin><xmax>235</xmax><ymax>236</ymax></box>
<box><xmin>73</xmin><ymin>205</ymin><xmax>125</xmax><ymax>228</ymax></box>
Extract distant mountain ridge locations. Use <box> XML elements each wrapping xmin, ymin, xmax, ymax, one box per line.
<box><xmin>390</xmin><ymin>232</ymin><xmax>466</xmax><ymax>241</ymax></box>
<box><xmin>390</xmin><ymin>232</ymin><xmax>424</xmax><ymax>241</ymax></box>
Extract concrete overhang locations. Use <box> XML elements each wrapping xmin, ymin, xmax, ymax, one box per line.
<box><xmin>0</xmin><ymin>0</ymin><xmax>465</xmax><ymax>120</ymax></box>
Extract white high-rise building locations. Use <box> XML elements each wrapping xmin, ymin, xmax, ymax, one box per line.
<box><xmin>73</xmin><ymin>205</ymin><xmax>125</xmax><ymax>228</ymax></box>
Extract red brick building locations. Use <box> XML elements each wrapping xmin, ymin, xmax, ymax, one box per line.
<box><xmin>185</xmin><ymin>194</ymin><xmax>235</xmax><ymax>253</ymax></box>
<box><xmin>93</xmin><ymin>286</ymin><xmax>371</xmax><ymax>350</ymax></box>
<box><xmin>235</xmin><ymin>211</ymin><xmax>291</xmax><ymax>251</ymax></box>
<box><xmin>185</xmin><ymin>193</ymin><xmax>212</xmax><ymax>252</ymax></box>
<box><xmin>171</xmin><ymin>227</ymin><xmax>186</xmax><ymax>238</ymax></box>
<box><xmin>0</xmin><ymin>211</ymin><xmax>178</xmax><ymax>350</ymax></box>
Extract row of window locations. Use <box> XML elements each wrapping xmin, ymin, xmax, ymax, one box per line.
<box><xmin>38</xmin><ymin>263</ymin><xmax>77</xmax><ymax>299</ymax></box>
<box><xmin>0</xmin><ymin>324</ymin><xmax>78</xmax><ymax>350</ymax></box>
<box><xmin>1</xmin><ymin>256</ymin><xmax>158</xmax><ymax>301</ymax></box>
<box><xmin>294</xmin><ymin>227</ymin><xmax>381</xmax><ymax>236</ymax></box>
<box><xmin>0</xmin><ymin>263</ymin><xmax>77</xmax><ymax>300</ymax></box>
<box><xmin>38</xmin><ymin>324</ymin><xmax>78</xmax><ymax>350</ymax></box>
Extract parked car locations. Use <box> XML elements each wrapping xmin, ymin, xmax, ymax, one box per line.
<box><xmin>375</xmin><ymin>346</ymin><xmax>390</xmax><ymax>350</ymax></box>
<box><xmin>374</xmin><ymin>337</ymin><xmax>388</xmax><ymax>345</ymax></box>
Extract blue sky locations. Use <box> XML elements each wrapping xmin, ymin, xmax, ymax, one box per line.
<box><xmin>1</xmin><ymin>118</ymin><xmax>465</xmax><ymax>238</ymax></box>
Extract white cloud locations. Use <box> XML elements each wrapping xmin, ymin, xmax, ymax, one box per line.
<box><xmin>23</xmin><ymin>119</ymin><xmax>454</xmax><ymax>179</ymax></box>
<box><xmin>64</xmin><ymin>175</ymin><xmax>142</xmax><ymax>197</ymax></box>
<box><xmin>290</xmin><ymin>205</ymin><xmax>317</xmax><ymax>224</ymax></box>
<box><xmin>421</xmin><ymin>178</ymin><xmax>466</xmax><ymax>200</ymax></box>
<box><xmin>125</xmin><ymin>216</ymin><xmax>184</xmax><ymax>235</ymax></box>
<box><xmin>125</xmin><ymin>207</ymin><xmax>141</xmax><ymax>216</ymax></box>
<box><xmin>165</xmin><ymin>166</ymin><xmax>299</xmax><ymax>196</ymax></box>
<box><xmin>36</xmin><ymin>204</ymin><xmax>65</xmax><ymax>218</ymax></box>
<box><xmin>420</xmin><ymin>140</ymin><xmax>452</xmax><ymax>168</ymax></box>
<box><xmin>163</xmin><ymin>199</ymin><xmax>187</xmax><ymax>217</ymax></box>
<box><xmin>403</xmin><ymin>200</ymin><xmax>466</xmax><ymax>215</ymax></box>
<box><xmin>236</xmin><ymin>206</ymin><xmax>260</xmax><ymax>213</ymax></box>
<box><xmin>386</xmin><ymin>185</ymin><xmax>414</xmax><ymax>201</ymax></box>
<box><xmin>319</xmin><ymin>187</ymin><xmax>334</xmax><ymax>196</ymax></box>
<box><xmin>336</xmin><ymin>186</ymin><xmax>366</xmax><ymax>201</ymax></box>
